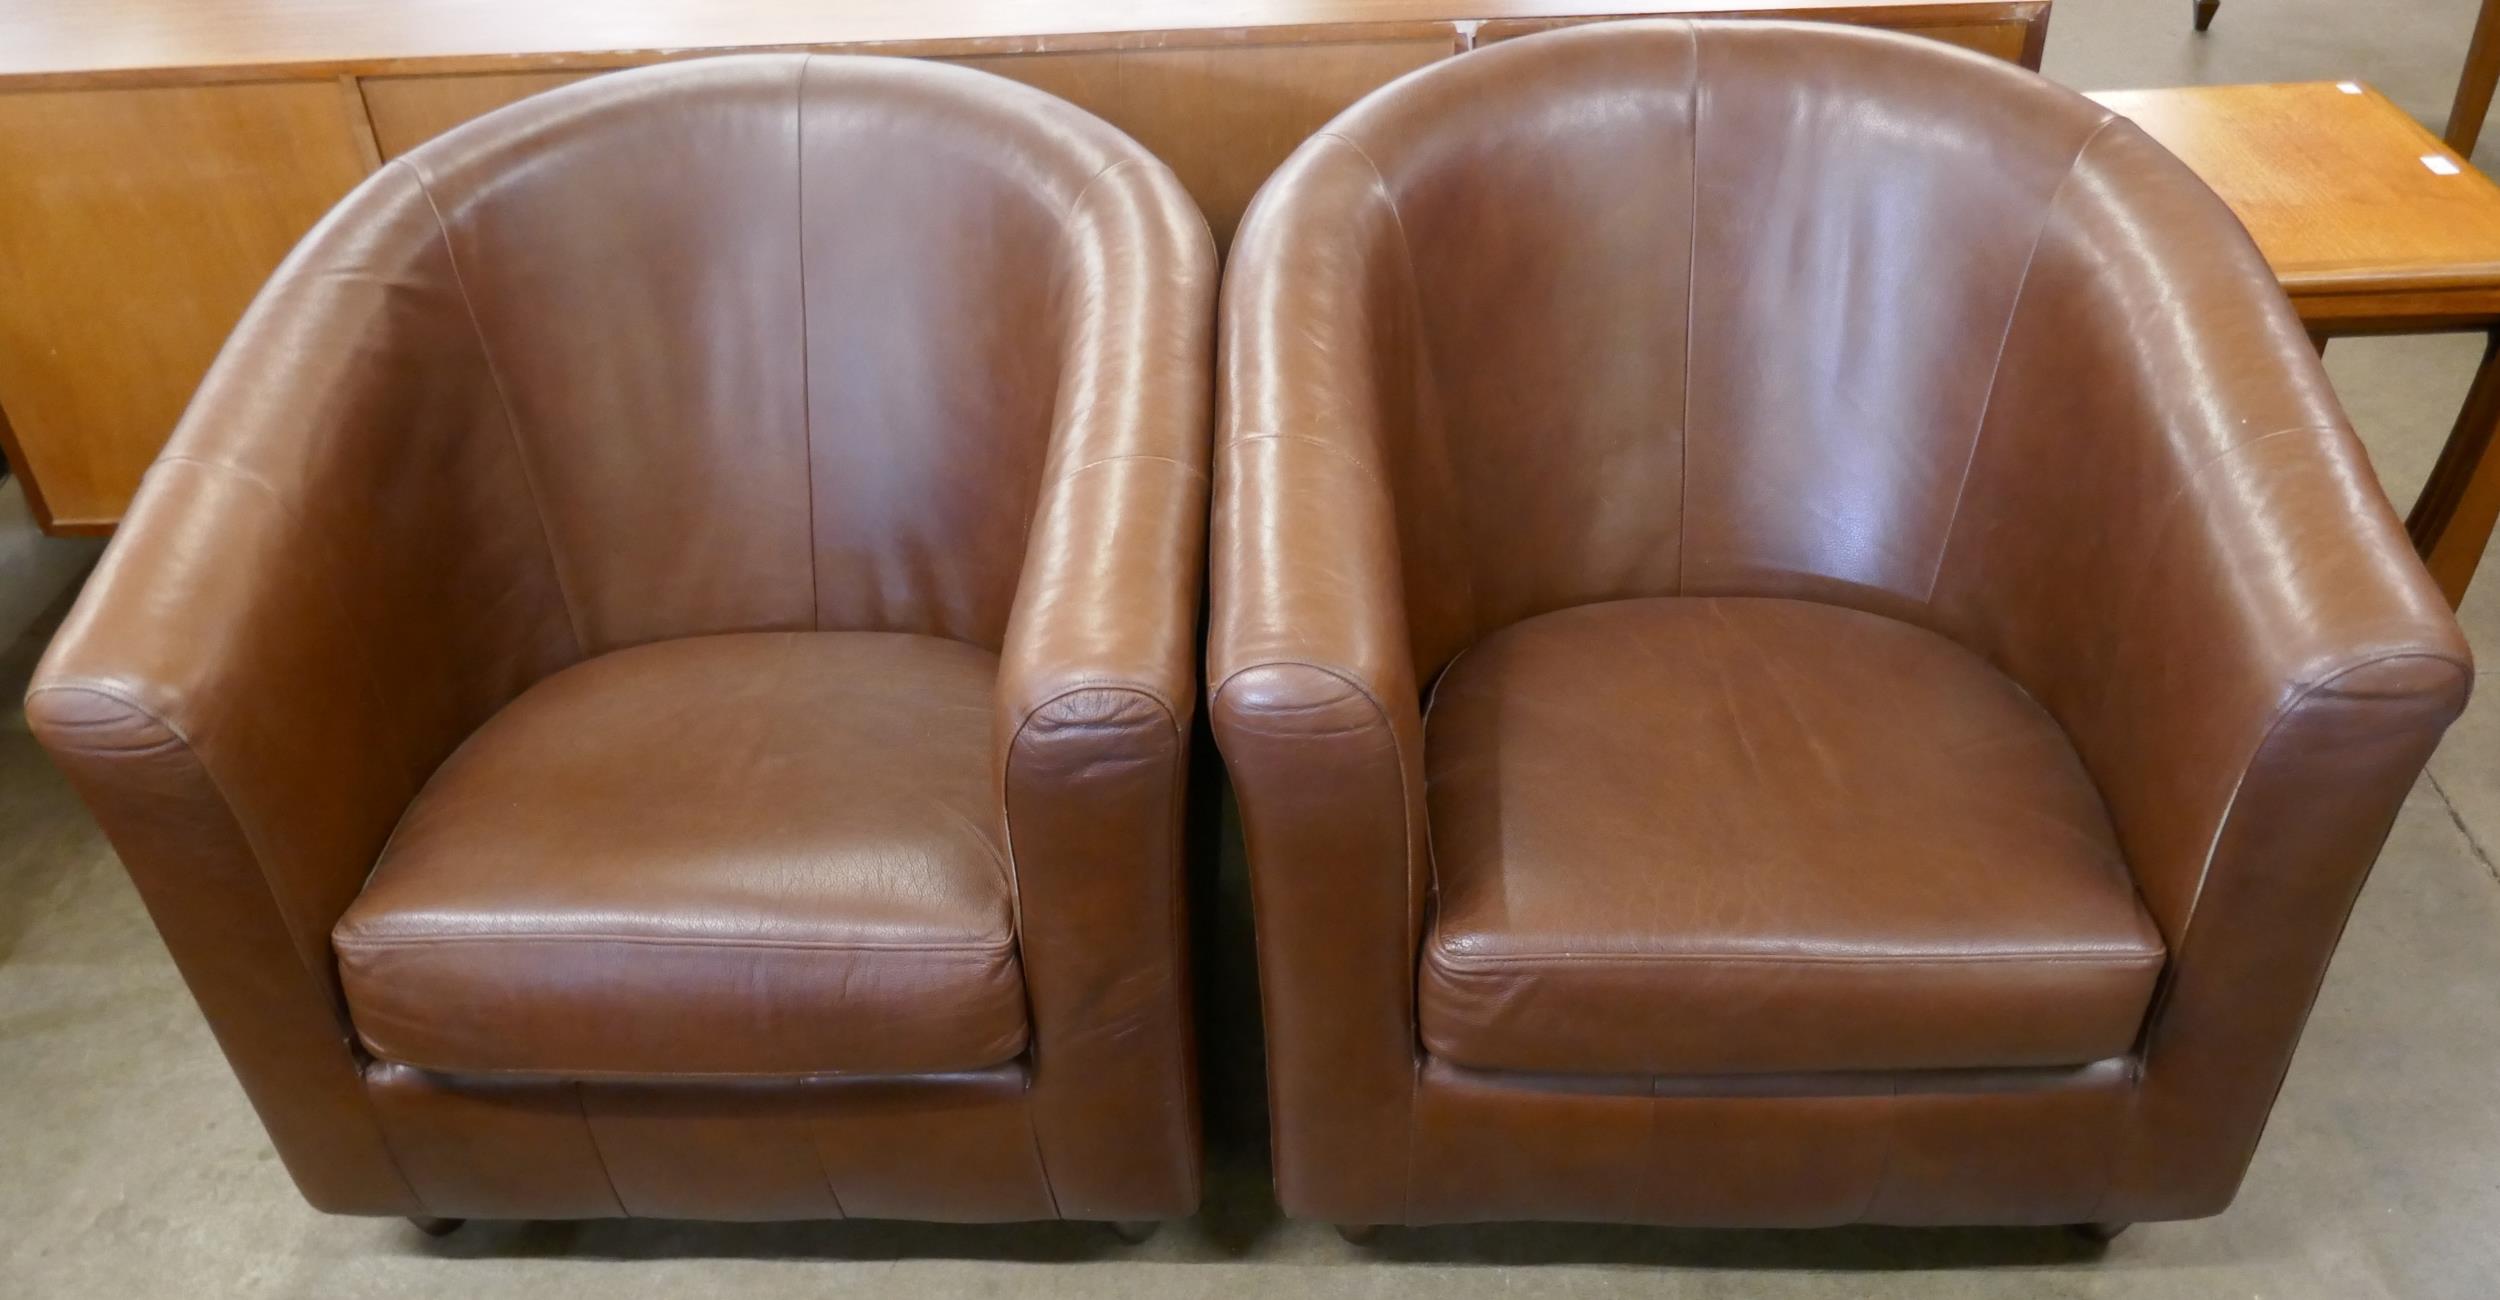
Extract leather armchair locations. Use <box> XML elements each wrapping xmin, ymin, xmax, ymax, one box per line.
<box><xmin>28</xmin><ymin>54</ymin><xmax>1213</xmax><ymax>1228</ymax></box>
<box><xmin>1211</xmin><ymin>20</ymin><xmax>2471</xmax><ymax>1231</ymax></box>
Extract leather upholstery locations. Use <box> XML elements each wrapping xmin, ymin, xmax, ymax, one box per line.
<box><xmin>335</xmin><ymin>632</ymin><xmax>1028</xmax><ymax>1080</ymax></box>
<box><xmin>1212</xmin><ymin>20</ymin><xmax>2471</xmax><ymax>1228</ymax></box>
<box><xmin>1421</xmin><ymin>597</ymin><xmax>2165</xmax><ymax>1077</ymax></box>
<box><xmin>29</xmin><ymin>54</ymin><xmax>1213</xmax><ymax>1222</ymax></box>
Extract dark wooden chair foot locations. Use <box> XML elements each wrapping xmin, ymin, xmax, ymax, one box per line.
<box><xmin>2193</xmin><ymin>0</ymin><xmax>2220</xmax><ymax>31</ymax></box>
<box><xmin>2446</xmin><ymin>0</ymin><xmax>2500</xmax><ymax>155</ymax></box>
<box><xmin>2074</xmin><ymin>1221</ymin><xmax>2132</xmax><ymax>1243</ymax></box>
<box><xmin>1107</xmin><ymin>1220</ymin><xmax>1160</xmax><ymax>1244</ymax></box>
<box><xmin>1336</xmin><ymin>1223</ymin><xmax>1380</xmax><ymax>1245</ymax></box>
<box><xmin>408</xmin><ymin>1216</ymin><xmax>465</xmax><ymax>1237</ymax></box>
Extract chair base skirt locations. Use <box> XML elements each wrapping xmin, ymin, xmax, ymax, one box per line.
<box><xmin>344</xmin><ymin>1060</ymin><xmax>1193</xmax><ymax>1225</ymax></box>
<box><xmin>1290</xmin><ymin>1057</ymin><xmax>2200</xmax><ymax>1229</ymax></box>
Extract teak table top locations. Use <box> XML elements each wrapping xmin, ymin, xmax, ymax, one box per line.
<box><xmin>2088</xmin><ymin>81</ymin><xmax>2500</xmax><ymax>609</ymax></box>
<box><xmin>2088</xmin><ymin>82</ymin><xmax>2500</xmax><ymax>309</ymax></box>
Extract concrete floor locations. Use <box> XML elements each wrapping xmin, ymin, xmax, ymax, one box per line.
<box><xmin>8</xmin><ymin>0</ymin><xmax>2500</xmax><ymax>1295</ymax></box>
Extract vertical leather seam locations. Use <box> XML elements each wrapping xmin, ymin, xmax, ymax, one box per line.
<box><xmin>1677</xmin><ymin>24</ymin><xmax>1702</xmax><ymax>596</ymax></box>
<box><xmin>572</xmin><ymin>1084</ymin><xmax>631</xmax><ymax>1216</ymax></box>
<box><xmin>1417</xmin><ymin>644</ymin><xmax>1471</xmax><ymax>958</ymax></box>
<box><xmin>1925</xmin><ymin>113</ymin><xmax>2121</xmax><ymax>607</ymax></box>
<box><xmin>398</xmin><ymin>157</ymin><xmax>588</xmax><ymax>658</ymax></box>
<box><xmin>1640</xmin><ymin>1073</ymin><xmax>1666</xmax><ymax>1223</ymax></box>
<box><xmin>356</xmin><ymin>1068</ymin><xmax>435</xmax><ymax>1214</ymax></box>
<box><xmin>1157</xmin><ymin>718</ymin><xmax>1200</xmax><ymax>1203</ymax></box>
<box><xmin>2082</xmin><ymin>1057</ymin><xmax>2145</xmax><ymax>1223</ymax></box>
<box><xmin>794</xmin><ymin>57</ymin><xmax>821</xmax><ymax>631</ymax></box>
<box><xmin>806</xmin><ymin>1113</ymin><xmax>852</xmax><ymax>1220</ymax></box>
<box><xmin>1857</xmin><ymin>1075</ymin><xmax>1904</xmax><ymax>1223</ymax></box>
<box><xmin>1402</xmin><ymin>1053</ymin><xmax>1422</xmax><ymax>1225</ymax></box>
<box><xmin>1022</xmin><ymin>1064</ymin><xmax>1066</xmax><ymax>1219</ymax></box>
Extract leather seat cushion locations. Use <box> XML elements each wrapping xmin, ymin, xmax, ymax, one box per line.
<box><xmin>1419</xmin><ymin>597</ymin><xmax>2165</xmax><ymax>1077</ymax></box>
<box><xmin>335</xmin><ymin>631</ymin><xmax>1027</xmax><ymax>1080</ymax></box>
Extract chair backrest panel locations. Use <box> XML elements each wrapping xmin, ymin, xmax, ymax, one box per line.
<box><xmin>1293</xmin><ymin>21</ymin><xmax>2123</xmax><ymax>677</ymax></box>
<box><xmin>398</xmin><ymin>55</ymin><xmax>1143</xmax><ymax>656</ymax></box>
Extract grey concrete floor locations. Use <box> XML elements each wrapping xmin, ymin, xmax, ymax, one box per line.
<box><xmin>9</xmin><ymin>0</ymin><xmax>2500</xmax><ymax>1296</ymax></box>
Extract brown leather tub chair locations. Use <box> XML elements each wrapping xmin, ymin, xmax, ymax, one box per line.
<box><xmin>1211</xmin><ymin>20</ymin><xmax>2472</xmax><ymax>1235</ymax></box>
<box><xmin>28</xmin><ymin>55</ymin><xmax>1213</xmax><ymax>1234</ymax></box>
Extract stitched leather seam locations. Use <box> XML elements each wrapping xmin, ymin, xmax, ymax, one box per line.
<box><xmin>1858</xmin><ymin>1075</ymin><xmax>1903</xmax><ymax>1222</ymax></box>
<box><xmin>1012</xmin><ymin>679</ymin><xmax>1189</xmax><ymax>739</ymax></box>
<box><xmin>1020</xmin><ymin>1065</ymin><xmax>1065</xmax><ymax>1220</ymax></box>
<box><xmin>1415</xmin><ymin>645</ymin><xmax>1470</xmax><ymax>983</ymax></box>
<box><xmin>1425</xmin><ymin>948</ymin><xmax>2166</xmax><ymax>968</ymax></box>
<box><xmin>1927</xmin><ymin>112</ymin><xmax>2122</xmax><ymax>604</ymax></box>
<box><xmin>1678</xmin><ymin>24</ymin><xmax>1702</xmax><ymax>595</ymax></box>
<box><xmin>1313</xmin><ymin>131</ymin><xmax>1412</xmax><ymax>289</ymax></box>
<box><xmin>794</xmin><ymin>57</ymin><xmax>821</xmax><ymax>632</ymax></box>
<box><xmin>357</xmin><ymin>1068</ymin><xmax>438</xmax><ymax>1215</ymax></box>
<box><xmin>152</xmin><ymin>453</ymin><xmax>288</xmax><ymax>515</ymax></box>
<box><xmin>808</xmin><ymin>1115</ymin><xmax>853</xmax><ymax>1220</ymax></box>
<box><xmin>1228</xmin><ymin>430</ymin><xmax>1394</xmax><ymax>496</ymax></box>
<box><xmin>1403</xmin><ymin>1052</ymin><xmax>1422</xmax><ymax>1225</ymax></box>
<box><xmin>2081</xmin><ymin>1055</ymin><xmax>2146</xmax><ymax>1224</ymax></box>
<box><xmin>1058</xmin><ymin>450</ymin><xmax>1209</xmax><ymax>482</ymax></box>
<box><xmin>369</xmin><ymin>1054</ymin><xmax>1030</xmax><ymax>1083</ymax></box>
<box><xmin>340</xmin><ymin>933</ymin><xmax>1018</xmax><ymax>955</ymax></box>
<box><xmin>572</xmin><ymin>1084</ymin><xmax>631</xmax><ymax>1216</ymax></box>
<box><xmin>1064</xmin><ymin>155</ymin><xmax>1150</xmax><ymax>224</ymax></box>
<box><xmin>397</xmin><ymin>156</ymin><xmax>588</xmax><ymax>658</ymax></box>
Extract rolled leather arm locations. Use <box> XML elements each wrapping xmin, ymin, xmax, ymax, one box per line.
<box><xmin>25</xmin><ymin>163</ymin><xmax>578</xmax><ymax>1213</ymax></box>
<box><xmin>1931</xmin><ymin>119</ymin><xmax>2472</xmax><ymax>1220</ymax></box>
<box><xmin>1205</xmin><ymin>135</ymin><xmax>1435</xmax><ymax>1226</ymax></box>
<box><xmin>994</xmin><ymin>159</ymin><xmax>1214</xmax><ymax>1220</ymax></box>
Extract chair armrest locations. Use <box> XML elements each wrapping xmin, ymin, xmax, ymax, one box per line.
<box><xmin>1205</xmin><ymin>135</ymin><xmax>1433</xmax><ymax>1226</ymax></box>
<box><xmin>25</xmin><ymin>162</ymin><xmax>576</xmax><ymax>1213</ymax></box>
<box><xmin>1929</xmin><ymin>119</ymin><xmax>2473</xmax><ymax>1219</ymax></box>
<box><xmin>993</xmin><ymin>156</ymin><xmax>1213</xmax><ymax>1221</ymax></box>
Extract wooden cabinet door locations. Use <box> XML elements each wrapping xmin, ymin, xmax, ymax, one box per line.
<box><xmin>0</xmin><ymin>81</ymin><xmax>371</xmax><ymax>530</ymax></box>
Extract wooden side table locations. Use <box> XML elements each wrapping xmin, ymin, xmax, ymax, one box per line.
<box><xmin>2090</xmin><ymin>81</ymin><xmax>2500</xmax><ymax>607</ymax></box>
<box><xmin>2186</xmin><ymin>0</ymin><xmax>2498</xmax><ymax>157</ymax></box>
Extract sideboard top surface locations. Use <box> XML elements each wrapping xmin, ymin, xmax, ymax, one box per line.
<box><xmin>0</xmin><ymin>0</ymin><xmax>2044</xmax><ymax>87</ymax></box>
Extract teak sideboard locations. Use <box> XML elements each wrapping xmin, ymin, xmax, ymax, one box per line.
<box><xmin>0</xmin><ymin>0</ymin><xmax>2050</xmax><ymax>533</ymax></box>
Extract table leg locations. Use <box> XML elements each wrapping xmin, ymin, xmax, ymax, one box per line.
<box><xmin>2193</xmin><ymin>0</ymin><xmax>2219</xmax><ymax>32</ymax></box>
<box><xmin>2407</xmin><ymin>328</ymin><xmax>2500</xmax><ymax>607</ymax></box>
<box><xmin>2450</xmin><ymin>0</ymin><xmax>2500</xmax><ymax>155</ymax></box>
